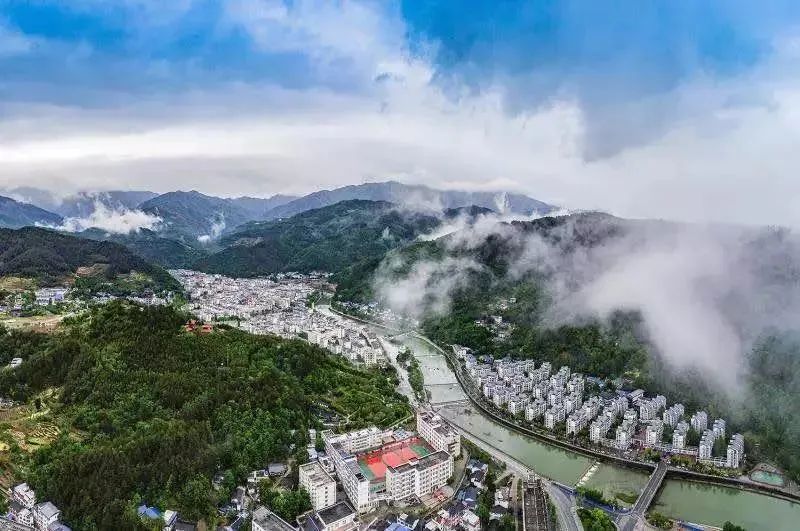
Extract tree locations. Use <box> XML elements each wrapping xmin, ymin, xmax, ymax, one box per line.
<box><xmin>723</xmin><ymin>523</ymin><xmax>747</xmax><ymax>531</ymax></box>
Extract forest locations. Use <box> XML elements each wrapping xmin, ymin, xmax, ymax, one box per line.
<box><xmin>0</xmin><ymin>301</ymin><xmax>411</xmax><ymax>529</ymax></box>
<box><xmin>0</xmin><ymin>227</ymin><xmax>180</xmax><ymax>294</ymax></box>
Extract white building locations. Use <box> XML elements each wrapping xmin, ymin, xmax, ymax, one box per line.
<box><xmin>299</xmin><ymin>461</ymin><xmax>337</xmax><ymax>511</ymax></box>
<box><xmin>663</xmin><ymin>404</ymin><xmax>685</xmax><ymax>427</ymax></box>
<box><xmin>385</xmin><ymin>451</ymin><xmax>453</xmax><ymax>501</ymax></box>
<box><xmin>417</xmin><ymin>411</ymin><xmax>461</xmax><ymax>457</ymax></box>
<box><xmin>726</xmin><ymin>434</ymin><xmax>745</xmax><ymax>468</ymax></box>
<box><xmin>12</xmin><ymin>483</ymin><xmax>36</xmax><ymax>509</ymax></box>
<box><xmin>699</xmin><ymin>430</ymin><xmax>716</xmax><ymax>460</ymax></box>
<box><xmin>672</xmin><ymin>421</ymin><xmax>690</xmax><ymax>450</ymax></box>
<box><xmin>690</xmin><ymin>411</ymin><xmax>708</xmax><ymax>432</ymax></box>
<box><xmin>525</xmin><ymin>400</ymin><xmax>547</xmax><ymax>422</ymax></box>
<box><xmin>615</xmin><ymin>419</ymin><xmax>635</xmax><ymax>450</ymax></box>
<box><xmin>646</xmin><ymin>420</ymin><xmax>664</xmax><ymax>447</ymax></box>
<box><xmin>252</xmin><ymin>506</ymin><xmax>296</xmax><ymax>531</ymax></box>
<box><xmin>590</xmin><ymin>416</ymin><xmax>612</xmax><ymax>442</ymax></box>
<box><xmin>712</xmin><ymin>418</ymin><xmax>726</xmax><ymax>440</ymax></box>
<box><xmin>544</xmin><ymin>405</ymin><xmax>565</xmax><ymax>430</ymax></box>
<box><xmin>33</xmin><ymin>501</ymin><xmax>61</xmax><ymax>531</ymax></box>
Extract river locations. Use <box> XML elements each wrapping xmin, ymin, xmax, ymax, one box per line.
<box><xmin>326</xmin><ymin>308</ymin><xmax>800</xmax><ymax>530</ymax></box>
<box><xmin>392</xmin><ymin>330</ymin><xmax>800</xmax><ymax>530</ymax></box>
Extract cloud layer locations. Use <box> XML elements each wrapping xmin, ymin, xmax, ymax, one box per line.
<box><xmin>0</xmin><ymin>1</ymin><xmax>799</xmax><ymax>227</ymax></box>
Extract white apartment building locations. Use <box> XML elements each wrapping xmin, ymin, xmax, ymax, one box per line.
<box><xmin>566</xmin><ymin>412</ymin><xmax>587</xmax><ymax>436</ymax></box>
<box><xmin>663</xmin><ymin>404</ymin><xmax>685</xmax><ymax>427</ymax></box>
<box><xmin>33</xmin><ymin>501</ymin><xmax>61</xmax><ymax>531</ymax></box>
<box><xmin>525</xmin><ymin>400</ymin><xmax>547</xmax><ymax>422</ymax></box>
<box><xmin>416</xmin><ymin>411</ymin><xmax>461</xmax><ymax>457</ymax></box>
<box><xmin>672</xmin><ymin>421</ymin><xmax>689</xmax><ymax>450</ymax></box>
<box><xmin>12</xmin><ymin>483</ymin><xmax>36</xmax><ymax>509</ymax></box>
<box><xmin>615</xmin><ymin>419</ymin><xmax>635</xmax><ymax>450</ymax></box>
<box><xmin>691</xmin><ymin>411</ymin><xmax>708</xmax><ymax>432</ymax></box>
<box><xmin>507</xmin><ymin>395</ymin><xmax>530</xmax><ymax>416</ymax></box>
<box><xmin>544</xmin><ymin>405</ymin><xmax>565</xmax><ymax>430</ymax></box>
<box><xmin>646</xmin><ymin>420</ymin><xmax>664</xmax><ymax>446</ymax></box>
<box><xmin>385</xmin><ymin>451</ymin><xmax>453</xmax><ymax>501</ymax></box>
<box><xmin>712</xmin><ymin>419</ymin><xmax>726</xmax><ymax>440</ymax></box>
<box><xmin>299</xmin><ymin>461</ymin><xmax>337</xmax><ymax>511</ymax></box>
<box><xmin>726</xmin><ymin>434</ymin><xmax>745</xmax><ymax>468</ymax></box>
<box><xmin>699</xmin><ymin>430</ymin><xmax>716</xmax><ymax>460</ymax></box>
<box><xmin>590</xmin><ymin>415</ymin><xmax>613</xmax><ymax>442</ymax></box>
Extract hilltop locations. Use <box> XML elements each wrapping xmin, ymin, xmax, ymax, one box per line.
<box><xmin>0</xmin><ymin>227</ymin><xmax>180</xmax><ymax>294</ymax></box>
<box><xmin>194</xmin><ymin>199</ymin><xmax>441</xmax><ymax>277</ymax></box>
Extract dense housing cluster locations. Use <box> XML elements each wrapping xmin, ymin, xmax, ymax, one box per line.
<box><xmin>457</xmin><ymin>347</ymin><xmax>745</xmax><ymax>469</ymax></box>
<box><xmin>173</xmin><ymin>270</ymin><xmax>386</xmax><ymax>367</ymax></box>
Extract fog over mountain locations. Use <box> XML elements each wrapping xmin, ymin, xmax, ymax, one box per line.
<box><xmin>373</xmin><ymin>213</ymin><xmax>800</xmax><ymax>389</ymax></box>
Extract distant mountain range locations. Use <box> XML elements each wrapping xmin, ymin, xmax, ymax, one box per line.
<box><xmin>0</xmin><ymin>195</ymin><xmax>63</xmax><ymax>229</ymax></box>
<box><xmin>193</xmin><ymin>199</ymin><xmax>442</xmax><ymax>277</ymax></box>
<box><xmin>0</xmin><ymin>182</ymin><xmax>554</xmax><ymax>267</ymax></box>
<box><xmin>261</xmin><ymin>181</ymin><xmax>554</xmax><ymax>220</ymax></box>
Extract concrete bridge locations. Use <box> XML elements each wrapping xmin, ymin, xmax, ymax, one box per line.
<box><xmin>617</xmin><ymin>460</ymin><xmax>669</xmax><ymax>531</ymax></box>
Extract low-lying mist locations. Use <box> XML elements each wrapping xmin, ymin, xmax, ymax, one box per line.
<box><xmin>373</xmin><ymin>212</ymin><xmax>800</xmax><ymax>390</ymax></box>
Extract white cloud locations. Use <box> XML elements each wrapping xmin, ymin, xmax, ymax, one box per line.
<box><xmin>0</xmin><ymin>4</ymin><xmax>798</xmax><ymax>230</ymax></box>
<box><xmin>50</xmin><ymin>202</ymin><xmax>162</xmax><ymax>233</ymax></box>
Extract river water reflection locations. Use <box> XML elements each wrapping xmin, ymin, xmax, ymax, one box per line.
<box><xmin>363</xmin><ymin>322</ymin><xmax>800</xmax><ymax>530</ymax></box>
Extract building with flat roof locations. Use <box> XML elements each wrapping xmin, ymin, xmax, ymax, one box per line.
<box><xmin>385</xmin><ymin>450</ymin><xmax>453</xmax><ymax>502</ymax></box>
<box><xmin>298</xmin><ymin>501</ymin><xmax>357</xmax><ymax>531</ymax></box>
<box><xmin>252</xmin><ymin>506</ymin><xmax>296</xmax><ymax>531</ymax></box>
<box><xmin>416</xmin><ymin>410</ymin><xmax>461</xmax><ymax>458</ymax></box>
<box><xmin>299</xmin><ymin>461</ymin><xmax>337</xmax><ymax>511</ymax></box>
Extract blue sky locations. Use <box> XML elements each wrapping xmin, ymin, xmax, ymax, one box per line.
<box><xmin>1</xmin><ymin>0</ymin><xmax>799</xmax><ymax>226</ymax></box>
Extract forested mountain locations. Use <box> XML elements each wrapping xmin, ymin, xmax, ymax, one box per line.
<box><xmin>262</xmin><ymin>181</ymin><xmax>554</xmax><ymax>220</ymax></box>
<box><xmin>75</xmin><ymin>228</ymin><xmax>208</xmax><ymax>269</ymax></box>
<box><xmin>193</xmin><ymin>199</ymin><xmax>441</xmax><ymax>277</ymax></box>
<box><xmin>0</xmin><ymin>188</ymin><xmax>158</xmax><ymax>217</ymax></box>
<box><xmin>138</xmin><ymin>191</ymin><xmax>297</xmax><ymax>243</ymax></box>
<box><xmin>0</xmin><ymin>301</ymin><xmax>410</xmax><ymax>529</ymax></box>
<box><xmin>0</xmin><ymin>227</ymin><xmax>179</xmax><ymax>293</ymax></box>
<box><xmin>334</xmin><ymin>211</ymin><xmax>800</xmax><ymax>482</ymax></box>
<box><xmin>0</xmin><ymin>195</ymin><xmax>63</xmax><ymax>229</ymax></box>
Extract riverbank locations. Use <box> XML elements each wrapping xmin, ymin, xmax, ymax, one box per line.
<box><xmin>328</xmin><ymin>305</ymin><xmax>800</xmax><ymax>508</ymax></box>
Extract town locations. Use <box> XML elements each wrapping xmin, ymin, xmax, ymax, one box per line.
<box><xmin>172</xmin><ymin>270</ymin><xmax>388</xmax><ymax>367</ymax></box>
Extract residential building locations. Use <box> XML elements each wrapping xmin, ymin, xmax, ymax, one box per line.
<box><xmin>252</xmin><ymin>506</ymin><xmax>296</xmax><ymax>531</ymax></box>
<box><xmin>544</xmin><ymin>405</ymin><xmax>565</xmax><ymax>430</ymax></box>
<box><xmin>615</xmin><ymin>419</ymin><xmax>635</xmax><ymax>450</ymax></box>
<box><xmin>298</xmin><ymin>501</ymin><xmax>357</xmax><ymax>531</ymax></box>
<box><xmin>726</xmin><ymin>434</ymin><xmax>745</xmax><ymax>469</ymax></box>
<box><xmin>712</xmin><ymin>419</ymin><xmax>726</xmax><ymax>440</ymax></box>
<box><xmin>672</xmin><ymin>422</ymin><xmax>689</xmax><ymax>450</ymax></box>
<box><xmin>646</xmin><ymin>420</ymin><xmax>664</xmax><ymax>447</ymax></box>
<box><xmin>11</xmin><ymin>484</ymin><xmax>35</xmax><ymax>510</ymax></box>
<box><xmin>663</xmin><ymin>404</ymin><xmax>685</xmax><ymax>427</ymax></box>
<box><xmin>417</xmin><ymin>411</ymin><xmax>461</xmax><ymax>457</ymax></box>
<box><xmin>699</xmin><ymin>430</ymin><xmax>716</xmax><ymax>460</ymax></box>
<box><xmin>690</xmin><ymin>411</ymin><xmax>708</xmax><ymax>432</ymax></box>
<box><xmin>590</xmin><ymin>416</ymin><xmax>612</xmax><ymax>442</ymax></box>
<box><xmin>525</xmin><ymin>400</ymin><xmax>546</xmax><ymax>422</ymax></box>
<box><xmin>32</xmin><ymin>502</ymin><xmax>60</xmax><ymax>531</ymax></box>
<box><xmin>298</xmin><ymin>461</ymin><xmax>337</xmax><ymax>511</ymax></box>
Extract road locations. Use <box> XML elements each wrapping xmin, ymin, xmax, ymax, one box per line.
<box><xmin>545</xmin><ymin>483</ymin><xmax>581</xmax><ymax>531</ymax></box>
<box><xmin>633</xmin><ymin>461</ymin><xmax>668</xmax><ymax>515</ymax></box>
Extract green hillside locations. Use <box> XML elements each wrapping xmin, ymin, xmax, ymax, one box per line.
<box><xmin>194</xmin><ymin>199</ymin><xmax>441</xmax><ymax>277</ymax></box>
<box><xmin>0</xmin><ymin>227</ymin><xmax>180</xmax><ymax>294</ymax></box>
<box><xmin>0</xmin><ymin>301</ymin><xmax>410</xmax><ymax>528</ymax></box>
